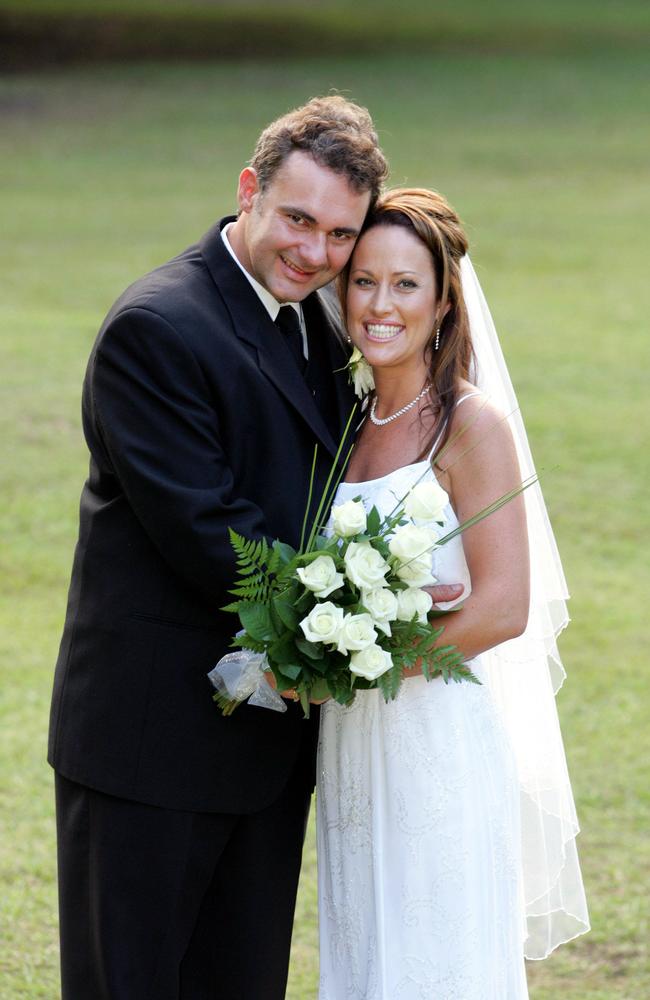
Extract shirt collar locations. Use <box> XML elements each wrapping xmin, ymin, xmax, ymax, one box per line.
<box><xmin>221</xmin><ymin>222</ymin><xmax>300</xmax><ymax>323</ymax></box>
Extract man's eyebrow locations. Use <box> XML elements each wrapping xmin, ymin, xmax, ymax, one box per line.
<box><xmin>280</xmin><ymin>205</ymin><xmax>360</xmax><ymax>236</ymax></box>
<box><xmin>281</xmin><ymin>205</ymin><xmax>316</xmax><ymax>224</ymax></box>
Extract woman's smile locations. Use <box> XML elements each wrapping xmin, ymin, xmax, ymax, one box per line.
<box><xmin>364</xmin><ymin>322</ymin><xmax>404</xmax><ymax>342</ymax></box>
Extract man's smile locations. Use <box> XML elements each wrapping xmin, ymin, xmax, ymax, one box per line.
<box><xmin>279</xmin><ymin>253</ymin><xmax>320</xmax><ymax>280</ymax></box>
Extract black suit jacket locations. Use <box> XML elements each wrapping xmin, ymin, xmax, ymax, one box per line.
<box><xmin>48</xmin><ymin>218</ymin><xmax>355</xmax><ymax>814</ymax></box>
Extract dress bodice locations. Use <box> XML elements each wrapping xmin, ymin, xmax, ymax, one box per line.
<box><xmin>333</xmin><ymin>460</ymin><xmax>472</xmax><ymax>611</ymax></box>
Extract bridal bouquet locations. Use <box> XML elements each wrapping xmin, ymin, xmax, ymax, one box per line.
<box><xmin>209</xmin><ymin>406</ymin><xmax>534</xmax><ymax>717</ymax></box>
<box><xmin>209</xmin><ymin>394</ymin><xmax>535</xmax><ymax>717</ymax></box>
<box><xmin>210</xmin><ymin>479</ymin><xmax>479</xmax><ymax>717</ymax></box>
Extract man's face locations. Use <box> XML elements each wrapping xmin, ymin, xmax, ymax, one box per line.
<box><xmin>236</xmin><ymin>151</ymin><xmax>371</xmax><ymax>302</ymax></box>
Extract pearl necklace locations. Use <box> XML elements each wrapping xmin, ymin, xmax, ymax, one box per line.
<box><xmin>369</xmin><ymin>384</ymin><xmax>431</xmax><ymax>426</ymax></box>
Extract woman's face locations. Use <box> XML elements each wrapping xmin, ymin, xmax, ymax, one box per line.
<box><xmin>346</xmin><ymin>224</ymin><xmax>442</xmax><ymax>377</ymax></box>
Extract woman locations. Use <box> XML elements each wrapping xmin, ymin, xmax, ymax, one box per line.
<box><xmin>316</xmin><ymin>189</ymin><xmax>589</xmax><ymax>999</ymax></box>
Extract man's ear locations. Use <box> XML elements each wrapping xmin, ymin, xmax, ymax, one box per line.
<box><xmin>237</xmin><ymin>167</ymin><xmax>260</xmax><ymax>214</ymax></box>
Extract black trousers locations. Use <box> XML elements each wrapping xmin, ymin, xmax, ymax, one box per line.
<box><xmin>55</xmin><ymin>764</ymin><xmax>313</xmax><ymax>1000</ymax></box>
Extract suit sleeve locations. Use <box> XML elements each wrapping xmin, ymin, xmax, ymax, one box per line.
<box><xmin>90</xmin><ymin>305</ymin><xmax>269</xmax><ymax>605</ymax></box>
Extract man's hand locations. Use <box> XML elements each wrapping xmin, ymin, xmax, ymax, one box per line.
<box><xmin>264</xmin><ymin>671</ymin><xmax>300</xmax><ymax>702</ymax></box>
<box><xmin>266</xmin><ymin>671</ymin><xmax>330</xmax><ymax>705</ymax></box>
<box><xmin>424</xmin><ymin>583</ymin><xmax>464</xmax><ymax>607</ymax></box>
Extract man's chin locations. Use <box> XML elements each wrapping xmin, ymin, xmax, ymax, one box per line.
<box><xmin>273</xmin><ymin>280</ymin><xmax>325</xmax><ymax>303</ymax></box>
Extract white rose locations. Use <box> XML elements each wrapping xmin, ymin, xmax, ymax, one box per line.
<box><xmin>389</xmin><ymin>523</ymin><xmax>439</xmax><ymax>564</ymax></box>
<box><xmin>350</xmin><ymin>644</ymin><xmax>393</xmax><ymax>680</ymax></box>
<box><xmin>336</xmin><ymin>613</ymin><xmax>378</xmax><ymax>655</ymax></box>
<box><xmin>344</xmin><ymin>541</ymin><xmax>391</xmax><ymax>590</ymax></box>
<box><xmin>299</xmin><ymin>602</ymin><xmax>345</xmax><ymax>645</ymax></box>
<box><xmin>296</xmin><ymin>555</ymin><xmax>344</xmax><ymax>598</ymax></box>
<box><xmin>395</xmin><ymin>556</ymin><xmax>436</xmax><ymax>588</ymax></box>
<box><xmin>389</xmin><ymin>524</ymin><xmax>438</xmax><ymax>586</ymax></box>
<box><xmin>404</xmin><ymin>480</ymin><xmax>448</xmax><ymax>524</ymax></box>
<box><xmin>332</xmin><ymin>499</ymin><xmax>367</xmax><ymax>538</ymax></box>
<box><xmin>361</xmin><ymin>587</ymin><xmax>398</xmax><ymax>637</ymax></box>
<box><xmin>396</xmin><ymin>587</ymin><xmax>433</xmax><ymax>624</ymax></box>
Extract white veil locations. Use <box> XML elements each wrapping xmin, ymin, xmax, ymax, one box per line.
<box><xmin>461</xmin><ymin>256</ymin><xmax>590</xmax><ymax>959</ymax></box>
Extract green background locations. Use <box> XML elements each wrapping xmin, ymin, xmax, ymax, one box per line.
<box><xmin>1</xmin><ymin>2</ymin><xmax>649</xmax><ymax>997</ymax></box>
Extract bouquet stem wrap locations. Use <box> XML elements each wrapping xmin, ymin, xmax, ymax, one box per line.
<box><xmin>208</xmin><ymin>651</ymin><xmax>287</xmax><ymax>714</ymax></box>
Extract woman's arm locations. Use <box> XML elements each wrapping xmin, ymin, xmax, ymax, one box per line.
<box><xmin>407</xmin><ymin>394</ymin><xmax>530</xmax><ymax>673</ymax></box>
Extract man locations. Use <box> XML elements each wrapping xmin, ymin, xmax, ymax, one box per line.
<box><xmin>48</xmin><ymin>95</ymin><xmax>386</xmax><ymax>1000</ymax></box>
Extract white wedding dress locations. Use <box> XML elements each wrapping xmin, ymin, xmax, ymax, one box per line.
<box><xmin>317</xmin><ymin>459</ymin><xmax>530</xmax><ymax>1000</ymax></box>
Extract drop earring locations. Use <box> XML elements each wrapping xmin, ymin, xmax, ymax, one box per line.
<box><xmin>434</xmin><ymin>327</ymin><xmax>440</xmax><ymax>351</ymax></box>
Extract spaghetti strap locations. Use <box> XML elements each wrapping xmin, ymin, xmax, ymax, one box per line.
<box><xmin>426</xmin><ymin>391</ymin><xmax>485</xmax><ymax>462</ymax></box>
<box><xmin>455</xmin><ymin>390</ymin><xmax>484</xmax><ymax>407</ymax></box>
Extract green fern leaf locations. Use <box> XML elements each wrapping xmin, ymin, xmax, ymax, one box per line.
<box><xmin>376</xmin><ymin>661</ymin><xmax>403</xmax><ymax>702</ymax></box>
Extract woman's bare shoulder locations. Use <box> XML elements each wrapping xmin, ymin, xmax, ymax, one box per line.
<box><xmin>440</xmin><ymin>382</ymin><xmax>515</xmax><ymax>473</ymax></box>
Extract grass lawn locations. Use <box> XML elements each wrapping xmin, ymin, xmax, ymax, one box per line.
<box><xmin>1</xmin><ymin>44</ymin><xmax>649</xmax><ymax>998</ymax></box>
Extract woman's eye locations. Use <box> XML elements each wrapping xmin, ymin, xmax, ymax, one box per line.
<box><xmin>353</xmin><ymin>277</ymin><xmax>373</xmax><ymax>287</ymax></box>
<box><xmin>288</xmin><ymin>214</ymin><xmax>306</xmax><ymax>226</ymax></box>
<box><xmin>398</xmin><ymin>279</ymin><xmax>417</xmax><ymax>289</ymax></box>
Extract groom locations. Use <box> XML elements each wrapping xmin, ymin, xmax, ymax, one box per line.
<box><xmin>48</xmin><ymin>95</ymin><xmax>387</xmax><ymax>1000</ymax></box>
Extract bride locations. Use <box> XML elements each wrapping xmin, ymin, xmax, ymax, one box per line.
<box><xmin>316</xmin><ymin>188</ymin><xmax>589</xmax><ymax>998</ymax></box>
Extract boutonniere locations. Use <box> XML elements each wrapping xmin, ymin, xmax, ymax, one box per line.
<box><xmin>345</xmin><ymin>346</ymin><xmax>375</xmax><ymax>399</ymax></box>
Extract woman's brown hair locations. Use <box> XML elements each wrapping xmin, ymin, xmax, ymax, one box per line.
<box><xmin>339</xmin><ymin>187</ymin><xmax>475</xmax><ymax>457</ymax></box>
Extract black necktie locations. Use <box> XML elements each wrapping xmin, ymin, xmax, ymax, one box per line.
<box><xmin>275</xmin><ymin>305</ymin><xmax>306</xmax><ymax>372</ymax></box>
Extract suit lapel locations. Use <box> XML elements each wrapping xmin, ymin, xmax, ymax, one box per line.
<box><xmin>199</xmin><ymin>220</ymin><xmax>340</xmax><ymax>458</ymax></box>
